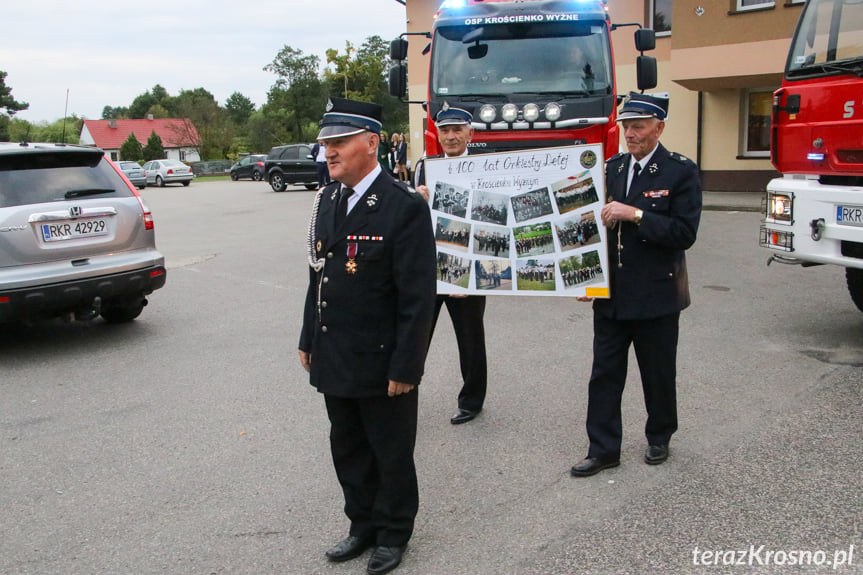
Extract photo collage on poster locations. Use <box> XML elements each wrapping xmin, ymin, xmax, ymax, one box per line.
<box><xmin>425</xmin><ymin>144</ymin><xmax>610</xmax><ymax>298</ymax></box>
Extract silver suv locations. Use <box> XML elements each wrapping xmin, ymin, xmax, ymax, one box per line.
<box><xmin>0</xmin><ymin>143</ymin><xmax>166</xmax><ymax>324</ymax></box>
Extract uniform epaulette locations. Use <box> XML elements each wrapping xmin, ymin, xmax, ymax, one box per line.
<box><xmin>606</xmin><ymin>152</ymin><xmax>625</xmax><ymax>164</ymax></box>
<box><xmin>392</xmin><ymin>179</ymin><xmax>421</xmax><ymax>197</ymax></box>
<box><xmin>669</xmin><ymin>152</ymin><xmax>695</xmax><ymax>166</ymax></box>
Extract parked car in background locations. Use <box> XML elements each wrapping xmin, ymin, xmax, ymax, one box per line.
<box><xmin>264</xmin><ymin>144</ymin><xmax>318</xmax><ymax>192</ymax></box>
<box><xmin>116</xmin><ymin>160</ymin><xmax>147</xmax><ymax>189</ymax></box>
<box><xmin>0</xmin><ymin>142</ymin><xmax>166</xmax><ymax>324</ymax></box>
<box><xmin>142</xmin><ymin>159</ymin><xmax>194</xmax><ymax>187</ymax></box>
<box><xmin>229</xmin><ymin>154</ymin><xmax>267</xmax><ymax>181</ymax></box>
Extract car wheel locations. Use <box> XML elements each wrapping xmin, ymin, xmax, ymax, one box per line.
<box><xmin>230</xmin><ymin>171</ymin><xmax>239</xmax><ymax>181</ymax></box>
<box><xmin>156</xmin><ymin>175</ymin><xmax>165</xmax><ymax>187</ymax></box>
<box><xmin>270</xmin><ymin>172</ymin><xmax>287</xmax><ymax>192</ymax></box>
<box><xmin>101</xmin><ymin>297</ymin><xmax>146</xmax><ymax>324</ymax></box>
<box><xmin>252</xmin><ymin>170</ymin><xmax>263</xmax><ymax>182</ymax></box>
<box><xmin>182</xmin><ymin>180</ymin><xmax>191</xmax><ymax>187</ymax></box>
<box><xmin>305</xmin><ymin>184</ymin><xmax>318</xmax><ymax>190</ymax></box>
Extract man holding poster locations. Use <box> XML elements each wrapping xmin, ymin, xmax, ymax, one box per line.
<box><xmin>571</xmin><ymin>92</ymin><xmax>702</xmax><ymax>477</ymax></box>
<box><xmin>415</xmin><ymin>105</ymin><xmax>489</xmax><ymax>426</ymax></box>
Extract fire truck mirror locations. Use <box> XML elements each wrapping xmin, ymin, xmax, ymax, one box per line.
<box><xmin>390</xmin><ymin>38</ymin><xmax>409</xmax><ymax>61</ymax></box>
<box><xmin>637</xmin><ymin>56</ymin><xmax>658</xmax><ymax>92</ymax></box>
<box><xmin>389</xmin><ymin>64</ymin><xmax>407</xmax><ymax>99</ymax></box>
<box><xmin>634</xmin><ymin>29</ymin><xmax>656</xmax><ymax>52</ymax></box>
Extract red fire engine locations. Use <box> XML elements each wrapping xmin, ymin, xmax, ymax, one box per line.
<box><xmin>389</xmin><ymin>0</ymin><xmax>657</xmax><ymax>158</ymax></box>
<box><xmin>761</xmin><ymin>0</ymin><xmax>863</xmax><ymax>311</ymax></box>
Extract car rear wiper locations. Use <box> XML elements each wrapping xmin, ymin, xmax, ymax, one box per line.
<box><xmin>64</xmin><ymin>188</ymin><xmax>116</xmax><ymax>199</ymax></box>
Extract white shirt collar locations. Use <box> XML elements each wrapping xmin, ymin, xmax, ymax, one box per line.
<box><xmin>632</xmin><ymin>143</ymin><xmax>660</xmax><ymax>172</ymax></box>
<box><xmin>342</xmin><ymin>164</ymin><xmax>382</xmax><ymax>213</ymax></box>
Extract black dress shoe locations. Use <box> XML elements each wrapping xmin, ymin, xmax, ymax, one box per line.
<box><xmin>325</xmin><ymin>534</ymin><xmax>374</xmax><ymax>562</ymax></box>
<box><xmin>450</xmin><ymin>408</ymin><xmax>478</xmax><ymax>424</ymax></box>
<box><xmin>570</xmin><ymin>457</ymin><xmax>620</xmax><ymax>477</ymax></box>
<box><xmin>644</xmin><ymin>444</ymin><xmax>669</xmax><ymax>465</ymax></box>
<box><xmin>367</xmin><ymin>545</ymin><xmax>406</xmax><ymax>575</ymax></box>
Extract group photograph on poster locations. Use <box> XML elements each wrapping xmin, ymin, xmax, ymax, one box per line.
<box><xmin>423</xmin><ymin>144</ymin><xmax>610</xmax><ymax>298</ymax></box>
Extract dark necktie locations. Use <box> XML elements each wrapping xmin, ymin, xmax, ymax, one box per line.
<box><xmin>335</xmin><ymin>187</ymin><xmax>354</xmax><ymax>228</ymax></box>
<box><xmin>628</xmin><ymin>162</ymin><xmax>641</xmax><ymax>197</ymax></box>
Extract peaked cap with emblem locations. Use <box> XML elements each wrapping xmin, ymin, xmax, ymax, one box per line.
<box><xmin>435</xmin><ymin>102</ymin><xmax>473</xmax><ymax>126</ymax></box>
<box><xmin>617</xmin><ymin>91</ymin><xmax>669</xmax><ymax>121</ymax></box>
<box><xmin>316</xmin><ymin>97</ymin><xmax>383</xmax><ymax>140</ymax></box>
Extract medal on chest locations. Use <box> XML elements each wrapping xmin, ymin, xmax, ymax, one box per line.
<box><xmin>346</xmin><ymin>241</ymin><xmax>358</xmax><ymax>274</ymax></box>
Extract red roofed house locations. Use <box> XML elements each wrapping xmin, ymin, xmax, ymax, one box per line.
<box><xmin>79</xmin><ymin>116</ymin><xmax>201</xmax><ymax>162</ymax></box>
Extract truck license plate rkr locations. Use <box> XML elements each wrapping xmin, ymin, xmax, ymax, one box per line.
<box><xmin>836</xmin><ymin>205</ymin><xmax>863</xmax><ymax>226</ymax></box>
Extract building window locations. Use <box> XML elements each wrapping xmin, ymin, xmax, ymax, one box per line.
<box><xmin>743</xmin><ymin>90</ymin><xmax>773</xmax><ymax>157</ymax></box>
<box><xmin>652</xmin><ymin>0</ymin><xmax>672</xmax><ymax>35</ymax></box>
<box><xmin>737</xmin><ymin>0</ymin><xmax>774</xmax><ymax>11</ymax></box>
<box><xmin>179</xmin><ymin>150</ymin><xmax>186</xmax><ymax>161</ymax></box>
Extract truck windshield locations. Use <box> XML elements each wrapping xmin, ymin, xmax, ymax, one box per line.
<box><xmin>431</xmin><ymin>21</ymin><xmax>612</xmax><ymax>97</ymax></box>
<box><xmin>787</xmin><ymin>0</ymin><xmax>863</xmax><ymax>78</ymax></box>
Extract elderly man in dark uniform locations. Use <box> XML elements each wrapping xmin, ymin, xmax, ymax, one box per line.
<box><xmin>571</xmin><ymin>92</ymin><xmax>702</xmax><ymax>477</ymax></box>
<box><xmin>298</xmin><ymin>98</ymin><xmax>436</xmax><ymax>574</ymax></box>
<box><xmin>414</xmin><ymin>104</ymin><xmax>489</xmax><ymax>425</ymax></box>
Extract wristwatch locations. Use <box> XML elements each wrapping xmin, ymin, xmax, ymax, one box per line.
<box><xmin>633</xmin><ymin>208</ymin><xmax>644</xmax><ymax>225</ymax></box>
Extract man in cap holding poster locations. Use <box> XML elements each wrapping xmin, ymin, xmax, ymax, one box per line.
<box><xmin>298</xmin><ymin>97</ymin><xmax>436</xmax><ymax>574</ymax></box>
<box><xmin>571</xmin><ymin>92</ymin><xmax>702</xmax><ymax>477</ymax></box>
<box><xmin>415</xmin><ymin>104</ymin><xmax>489</xmax><ymax>426</ymax></box>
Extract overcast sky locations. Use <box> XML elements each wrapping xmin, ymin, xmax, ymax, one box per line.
<box><xmin>1</xmin><ymin>0</ymin><xmax>408</xmax><ymax>124</ymax></box>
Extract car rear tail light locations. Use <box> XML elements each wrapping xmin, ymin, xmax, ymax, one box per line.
<box><xmin>167</xmin><ymin>168</ymin><xmax>174</xmax><ymax>175</ymax></box>
<box><xmin>150</xmin><ymin>270</ymin><xmax>165</xmax><ymax>279</ymax></box>
<box><xmin>126</xmin><ymin>184</ymin><xmax>156</xmax><ymax>231</ymax></box>
<box><xmin>256</xmin><ymin>161</ymin><xmax>264</xmax><ymax>167</ymax></box>
<box><xmin>0</xmin><ymin>296</ymin><xmax>9</xmax><ymax>304</ymax></box>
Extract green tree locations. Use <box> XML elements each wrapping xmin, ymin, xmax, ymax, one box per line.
<box><xmin>119</xmin><ymin>132</ymin><xmax>143</xmax><ymax>161</ymax></box>
<box><xmin>129</xmin><ymin>84</ymin><xmax>174</xmax><ymax>118</ymax></box>
<box><xmin>173</xmin><ymin>88</ymin><xmax>232</xmax><ymax>159</ymax></box>
<box><xmin>324</xmin><ymin>36</ymin><xmax>408</xmax><ymax>134</ymax></box>
<box><xmin>142</xmin><ymin>130</ymin><xmax>165</xmax><ymax>161</ymax></box>
<box><xmin>145</xmin><ymin>104</ymin><xmax>170</xmax><ymax>119</ymax></box>
<box><xmin>225</xmin><ymin>92</ymin><xmax>255</xmax><ymax>125</ymax></box>
<box><xmin>102</xmin><ymin>105</ymin><xmax>129</xmax><ymax>119</ymax></box>
<box><xmin>0</xmin><ymin>71</ymin><xmax>29</xmax><ymax>116</ymax></box>
<box><xmin>0</xmin><ymin>70</ymin><xmax>29</xmax><ymax>142</ymax></box>
<box><xmin>264</xmin><ymin>45</ymin><xmax>326</xmax><ymax>142</ymax></box>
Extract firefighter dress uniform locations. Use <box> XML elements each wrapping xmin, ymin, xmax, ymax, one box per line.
<box><xmin>299</xmin><ymin>98</ymin><xmax>437</xmax><ymax>557</ymax></box>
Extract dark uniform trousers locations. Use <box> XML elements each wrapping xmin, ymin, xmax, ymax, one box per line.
<box><xmin>325</xmin><ymin>391</ymin><xmax>418</xmax><ymax>547</ymax></box>
<box><xmin>416</xmin><ymin>153</ymin><xmax>489</xmax><ymax>413</ymax></box>
<box><xmin>586</xmin><ymin>312</ymin><xmax>679</xmax><ymax>460</ymax></box>
<box><xmin>585</xmin><ymin>142</ymin><xmax>701</xmax><ymax>461</ymax></box>
<box><xmin>431</xmin><ymin>295</ymin><xmax>488</xmax><ymax>412</ymax></box>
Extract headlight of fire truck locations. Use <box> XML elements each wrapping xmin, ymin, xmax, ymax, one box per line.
<box><xmin>766</xmin><ymin>191</ymin><xmax>793</xmax><ymax>223</ymax></box>
<box><xmin>479</xmin><ymin>105</ymin><xmax>497</xmax><ymax>123</ymax></box>
<box><xmin>523</xmin><ymin>103</ymin><xmax>540</xmax><ymax>122</ymax></box>
<box><xmin>501</xmin><ymin>104</ymin><xmax>519</xmax><ymax>123</ymax></box>
<box><xmin>544</xmin><ymin>102</ymin><xmax>562</xmax><ymax>122</ymax></box>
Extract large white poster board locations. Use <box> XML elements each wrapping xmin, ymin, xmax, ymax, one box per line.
<box><xmin>425</xmin><ymin>144</ymin><xmax>610</xmax><ymax>298</ymax></box>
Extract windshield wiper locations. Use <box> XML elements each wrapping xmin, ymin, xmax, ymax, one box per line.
<box><xmin>64</xmin><ymin>188</ymin><xmax>116</xmax><ymax>199</ymax></box>
<box><xmin>818</xmin><ymin>60</ymin><xmax>863</xmax><ymax>77</ymax></box>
